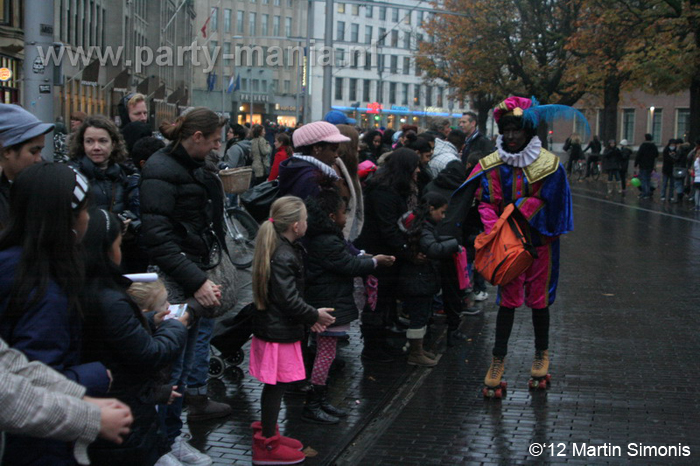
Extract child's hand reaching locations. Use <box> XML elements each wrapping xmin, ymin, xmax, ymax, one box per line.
<box><xmin>374</xmin><ymin>254</ymin><xmax>396</xmax><ymax>267</ymax></box>
<box><xmin>317</xmin><ymin>308</ymin><xmax>336</xmax><ymax>327</ymax></box>
<box><xmin>153</xmin><ymin>309</ymin><xmax>170</xmax><ymax>327</ymax></box>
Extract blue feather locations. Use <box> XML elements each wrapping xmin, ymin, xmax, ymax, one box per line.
<box><xmin>523</xmin><ymin>104</ymin><xmax>591</xmax><ymax>140</ymax></box>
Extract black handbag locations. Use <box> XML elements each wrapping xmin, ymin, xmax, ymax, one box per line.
<box><xmin>240</xmin><ymin>180</ymin><xmax>279</xmax><ymax>222</ymax></box>
<box><xmin>673</xmin><ymin>167</ymin><xmax>688</xmax><ymax>179</ymax></box>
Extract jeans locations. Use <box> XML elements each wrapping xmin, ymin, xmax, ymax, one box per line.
<box><xmin>159</xmin><ymin>317</ymin><xmax>201</xmax><ymax>447</ymax></box>
<box><xmin>403</xmin><ymin>296</ymin><xmax>433</xmax><ymax>329</ymax></box>
<box><xmin>674</xmin><ymin>177</ymin><xmax>685</xmax><ymax>196</ymax></box>
<box><xmin>661</xmin><ymin>175</ymin><xmax>672</xmax><ymax>199</ymax></box>
<box><xmin>606</xmin><ymin>170</ymin><xmax>620</xmax><ymax>182</ymax></box>
<box><xmin>186</xmin><ymin>316</ymin><xmax>216</xmax><ymax>392</ymax></box>
<box><xmin>639</xmin><ymin>169</ymin><xmax>652</xmax><ymax>197</ymax></box>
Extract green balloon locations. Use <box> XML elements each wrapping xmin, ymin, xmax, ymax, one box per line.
<box><xmin>631</xmin><ymin>177</ymin><xmax>641</xmax><ymax>187</ymax></box>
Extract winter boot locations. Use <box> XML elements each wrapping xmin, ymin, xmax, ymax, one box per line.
<box><xmin>186</xmin><ymin>395</ymin><xmax>232</xmax><ymax>422</ymax></box>
<box><xmin>313</xmin><ymin>384</ymin><xmax>348</xmax><ymax>418</ymax></box>
<box><xmin>301</xmin><ymin>386</ymin><xmax>340</xmax><ymax>424</ymax></box>
<box><xmin>409</xmin><ymin>327</ymin><xmax>437</xmax><ymax>360</ymax></box>
<box><xmin>252</xmin><ymin>431</ymin><xmax>305</xmax><ymax>466</ymax></box>
<box><xmin>484</xmin><ymin>356</ymin><xmax>506</xmax><ymax>388</ymax></box>
<box><xmin>250</xmin><ymin>421</ymin><xmax>303</xmax><ymax>451</ymax></box>
<box><xmin>406</xmin><ymin>329</ymin><xmax>437</xmax><ymax>367</ymax></box>
<box><xmin>360</xmin><ymin>326</ymin><xmax>394</xmax><ymax>363</ymax></box>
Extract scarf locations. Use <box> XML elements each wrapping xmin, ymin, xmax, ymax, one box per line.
<box><xmin>496</xmin><ymin>135</ymin><xmax>542</xmax><ymax>168</ymax></box>
<box><xmin>292</xmin><ymin>154</ymin><xmax>340</xmax><ymax>180</ymax></box>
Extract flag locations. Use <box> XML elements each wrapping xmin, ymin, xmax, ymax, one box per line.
<box><xmin>201</xmin><ymin>15</ymin><xmax>211</xmax><ymax>38</ymax></box>
<box><xmin>207</xmin><ymin>73</ymin><xmax>217</xmax><ymax>92</ymax></box>
<box><xmin>227</xmin><ymin>75</ymin><xmax>235</xmax><ymax>93</ymax></box>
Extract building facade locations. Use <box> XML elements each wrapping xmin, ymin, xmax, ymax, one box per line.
<box><xmin>0</xmin><ymin>0</ymin><xmax>22</xmax><ymax>104</ymax></box>
<box><xmin>189</xmin><ymin>0</ymin><xmax>308</xmax><ymax>126</ymax></box>
<box><xmin>308</xmin><ymin>0</ymin><xmax>469</xmax><ymax>128</ymax></box>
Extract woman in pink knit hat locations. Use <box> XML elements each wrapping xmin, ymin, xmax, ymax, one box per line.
<box><xmin>278</xmin><ymin>121</ymin><xmax>350</xmax><ymax>200</ymax></box>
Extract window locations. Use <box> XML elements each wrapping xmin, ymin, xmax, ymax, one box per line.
<box><xmin>351</xmin><ymin>24</ymin><xmax>359</xmax><ymax>42</ymax></box>
<box><xmin>337</xmin><ymin>2</ymin><xmax>345</xmax><ymax>14</ymax></box>
<box><xmin>389</xmin><ymin>83</ymin><xmax>397</xmax><ymax>104</ymax></box>
<box><xmin>365</xmin><ymin>52</ymin><xmax>372</xmax><ymax>70</ymax></box>
<box><xmin>574</xmin><ymin>113</ymin><xmax>588</xmax><ymax>138</ymax></box>
<box><xmin>335</xmin><ymin>49</ymin><xmax>345</xmax><ymax>66</ymax></box>
<box><xmin>426</xmin><ymin>86</ymin><xmax>433</xmax><ymax>106</ymax></box>
<box><xmin>390</xmin><ymin>55</ymin><xmax>398</xmax><ymax>74</ymax></box>
<box><xmin>676</xmin><ymin>108</ymin><xmax>690</xmax><ymax>140</ymax></box>
<box><xmin>242</xmin><ymin>78</ymin><xmax>248</xmax><ymax>91</ymax></box>
<box><xmin>365</xmin><ymin>5</ymin><xmax>373</xmax><ymax>18</ymax></box>
<box><xmin>252</xmin><ymin>79</ymin><xmax>260</xmax><ymax>92</ymax></box>
<box><xmin>392</xmin><ymin>8</ymin><xmax>399</xmax><ymax>22</ymax></box>
<box><xmin>210</xmin><ymin>40</ymin><xmax>218</xmax><ymax>58</ymax></box>
<box><xmin>273</xmin><ymin>16</ymin><xmax>280</xmax><ymax>36</ymax></box>
<box><xmin>652</xmin><ymin>108</ymin><xmax>663</xmax><ymax>143</ymax></box>
<box><xmin>352</xmin><ymin>4</ymin><xmax>359</xmax><ymax>15</ymax></box>
<box><xmin>405</xmin><ymin>12</ymin><xmax>411</xmax><ymax>25</ymax></box>
<box><xmin>224</xmin><ymin>42</ymin><xmax>232</xmax><ymax>66</ymax></box>
<box><xmin>272</xmin><ymin>79</ymin><xmax>279</xmax><ymax>92</ymax></box>
<box><xmin>380</xmin><ymin>7</ymin><xmax>386</xmax><ymax>21</ymax></box>
<box><xmin>414</xmin><ymin>84</ymin><xmax>421</xmax><ymax>105</ymax></box>
<box><xmin>0</xmin><ymin>0</ymin><xmax>10</xmax><ymax>25</ymax></box>
<box><xmin>417</xmin><ymin>33</ymin><xmax>424</xmax><ymax>44</ymax></box>
<box><xmin>284</xmin><ymin>80</ymin><xmax>291</xmax><ymax>93</ymax></box>
<box><xmin>262</xmin><ymin>80</ymin><xmax>267</xmax><ymax>92</ymax></box>
<box><xmin>274</xmin><ymin>0</ymin><xmax>280</xmax><ymax>5</ymax></box>
<box><xmin>351</xmin><ymin>50</ymin><xmax>360</xmax><ymax>68</ymax></box>
<box><xmin>337</xmin><ymin>21</ymin><xmax>345</xmax><ymax>41</ymax></box>
<box><xmin>415</xmin><ymin>60</ymin><xmax>421</xmax><ymax>76</ymax></box>
<box><xmin>211</xmin><ymin>8</ymin><xmax>218</xmax><ymax>33</ymax></box>
<box><xmin>335</xmin><ymin>77</ymin><xmax>344</xmax><ymax>100</ymax></box>
<box><xmin>391</xmin><ymin>30</ymin><xmax>398</xmax><ymax>47</ymax></box>
<box><xmin>262</xmin><ymin>15</ymin><xmax>269</xmax><ymax>36</ymax></box>
<box><xmin>377</xmin><ymin>55</ymin><xmax>384</xmax><ymax>72</ymax></box>
<box><xmin>418</xmin><ymin>11</ymin><xmax>424</xmax><ymax>26</ymax></box>
<box><xmin>365</xmin><ymin>26</ymin><xmax>373</xmax><ymax>44</ymax></box>
<box><xmin>437</xmin><ymin>87</ymin><xmax>443</xmax><ymax>107</ymax></box>
<box><xmin>249</xmin><ymin>12</ymin><xmax>256</xmax><ymax>35</ymax></box>
<box><xmin>404</xmin><ymin>32</ymin><xmax>411</xmax><ymax>49</ymax></box>
<box><xmin>403</xmin><ymin>57</ymin><xmax>410</xmax><ymax>75</ymax></box>
<box><xmin>224</xmin><ymin>9</ymin><xmax>232</xmax><ymax>33</ymax></box>
<box><xmin>285</xmin><ymin>17</ymin><xmax>292</xmax><ymax>36</ymax></box>
<box><xmin>402</xmin><ymin>83</ymin><xmax>409</xmax><ymax>105</ymax></box>
<box><xmin>364</xmin><ymin>79</ymin><xmax>372</xmax><ymax>102</ymax></box>
<box><xmin>378</xmin><ymin>28</ymin><xmax>386</xmax><ymax>46</ymax></box>
<box><xmin>376</xmin><ymin>81</ymin><xmax>383</xmax><ymax>102</ymax></box>
<box><xmin>349</xmin><ymin>78</ymin><xmax>358</xmax><ymax>101</ymax></box>
<box><xmin>263</xmin><ymin>0</ymin><xmax>269</xmax><ymax>4</ymax></box>
<box><xmin>237</xmin><ymin>11</ymin><xmax>245</xmax><ymax>34</ymax></box>
<box><xmin>287</xmin><ymin>0</ymin><xmax>293</xmax><ymax>7</ymax></box>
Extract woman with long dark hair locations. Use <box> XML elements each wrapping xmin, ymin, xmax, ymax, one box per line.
<box><xmin>355</xmin><ymin>148</ymin><xmax>420</xmax><ymax>361</ymax></box>
<box><xmin>0</xmin><ymin>162</ymin><xmax>111</xmax><ymax>465</ymax></box>
<box><xmin>80</xmin><ymin>209</ymin><xmax>188</xmax><ymax>465</ymax></box>
<box><xmin>360</xmin><ymin>130</ymin><xmax>384</xmax><ymax>164</ymax></box>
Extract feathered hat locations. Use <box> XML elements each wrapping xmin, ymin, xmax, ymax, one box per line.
<box><xmin>493</xmin><ymin>96</ymin><xmax>591</xmax><ymax>139</ymax></box>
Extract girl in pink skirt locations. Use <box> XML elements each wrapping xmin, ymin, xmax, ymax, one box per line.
<box><xmin>249</xmin><ymin>196</ymin><xmax>335</xmax><ymax>465</ymax></box>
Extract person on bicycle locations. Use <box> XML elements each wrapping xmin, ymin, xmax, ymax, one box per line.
<box><xmin>583</xmin><ymin>135</ymin><xmax>602</xmax><ymax>178</ymax></box>
<box><xmin>563</xmin><ymin>133</ymin><xmax>584</xmax><ymax>178</ymax></box>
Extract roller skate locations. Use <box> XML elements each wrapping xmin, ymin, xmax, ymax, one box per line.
<box><xmin>482</xmin><ymin>356</ymin><xmax>507</xmax><ymax>399</ymax></box>
<box><xmin>528</xmin><ymin>349</ymin><xmax>551</xmax><ymax>389</ymax></box>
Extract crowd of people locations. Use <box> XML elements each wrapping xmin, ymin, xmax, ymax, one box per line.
<box><xmin>4</xmin><ymin>93</ymin><xmax>683</xmax><ymax>465</ymax></box>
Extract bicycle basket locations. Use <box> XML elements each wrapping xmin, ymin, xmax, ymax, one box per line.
<box><xmin>219</xmin><ymin>167</ymin><xmax>253</xmax><ymax>194</ymax></box>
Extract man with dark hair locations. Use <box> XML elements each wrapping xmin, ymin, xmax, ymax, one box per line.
<box><xmin>224</xmin><ymin>123</ymin><xmax>252</xmax><ymax>168</ymax></box>
<box><xmin>459</xmin><ymin>111</ymin><xmax>494</xmax><ymax>162</ymax></box>
<box><xmin>634</xmin><ymin>133</ymin><xmax>659</xmax><ymax>199</ymax></box>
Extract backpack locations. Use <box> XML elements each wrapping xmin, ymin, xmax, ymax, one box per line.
<box><xmin>474</xmin><ymin>204</ymin><xmax>538</xmax><ymax>286</ymax></box>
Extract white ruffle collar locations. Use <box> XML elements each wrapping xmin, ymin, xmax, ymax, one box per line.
<box><xmin>497</xmin><ymin>135</ymin><xmax>541</xmax><ymax>168</ymax></box>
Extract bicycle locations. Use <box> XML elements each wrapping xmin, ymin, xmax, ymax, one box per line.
<box><xmin>590</xmin><ymin>161</ymin><xmax>602</xmax><ymax>181</ymax></box>
<box><xmin>571</xmin><ymin>158</ymin><xmax>587</xmax><ymax>181</ymax></box>
<box><xmin>220</xmin><ymin>168</ymin><xmax>259</xmax><ymax>269</ymax></box>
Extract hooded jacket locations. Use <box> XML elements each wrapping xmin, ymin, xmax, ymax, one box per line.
<box><xmin>304</xmin><ymin>201</ymin><xmax>375</xmax><ymax>326</ymax></box>
<box><xmin>278</xmin><ymin>157</ymin><xmax>330</xmax><ymax>200</ymax></box>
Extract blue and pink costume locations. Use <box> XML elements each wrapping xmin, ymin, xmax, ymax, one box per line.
<box><xmin>460</xmin><ymin>146</ymin><xmax>573</xmax><ymax>309</ymax></box>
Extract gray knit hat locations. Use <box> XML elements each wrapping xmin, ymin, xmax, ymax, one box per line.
<box><xmin>0</xmin><ymin>104</ymin><xmax>54</xmax><ymax>148</ymax></box>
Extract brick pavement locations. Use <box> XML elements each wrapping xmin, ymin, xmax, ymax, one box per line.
<box><xmin>352</xmin><ymin>183</ymin><xmax>700</xmax><ymax>465</ymax></box>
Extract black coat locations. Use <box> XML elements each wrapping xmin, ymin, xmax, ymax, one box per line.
<box><xmin>635</xmin><ymin>142</ymin><xmax>659</xmax><ymax>171</ymax></box>
<box><xmin>462</xmin><ymin>131</ymin><xmax>495</xmax><ymax>162</ymax></box>
<box><xmin>355</xmin><ymin>182</ymin><xmax>411</xmax><ymax>260</ymax></box>
<box><xmin>305</xmin><ymin>214</ymin><xmax>375</xmax><ymax>326</ymax></box>
<box><xmin>399</xmin><ymin>218</ymin><xmax>460</xmax><ymax>297</ymax></box>
<box><xmin>602</xmin><ymin>147</ymin><xmax>622</xmax><ymax>171</ymax></box>
<box><xmin>71</xmin><ymin>156</ymin><xmax>135</xmax><ymax>214</ymax></box>
<box><xmin>253</xmin><ymin>236</ymin><xmax>319</xmax><ymax>343</ymax></box>
<box><xmin>81</xmin><ymin>278</ymin><xmax>187</xmax><ymax>465</ymax></box>
<box><xmin>140</xmin><ymin>145</ymin><xmax>225</xmax><ymax>296</ymax></box>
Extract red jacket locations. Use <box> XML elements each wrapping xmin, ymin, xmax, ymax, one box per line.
<box><xmin>268</xmin><ymin>146</ymin><xmax>291</xmax><ymax>181</ymax></box>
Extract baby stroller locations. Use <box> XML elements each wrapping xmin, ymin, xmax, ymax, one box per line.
<box><xmin>208</xmin><ymin>303</ymin><xmax>255</xmax><ymax>379</ymax></box>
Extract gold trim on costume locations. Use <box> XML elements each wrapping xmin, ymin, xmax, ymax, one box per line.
<box><xmin>479</xmin><ymin>151</ymin><xmax>503</xmax><ymax>170</ymax></box>
<box><xmin>523</xmin><ymin>149</ymin><xmax>560</xmax><ymax>183</ymax></box>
